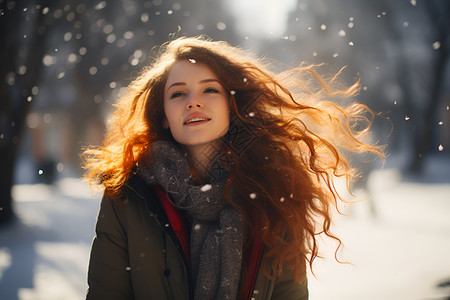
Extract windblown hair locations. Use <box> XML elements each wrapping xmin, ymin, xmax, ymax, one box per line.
<box><xmin>83</xmin><ymin>36</ymin><xmax>383</xmax><ymax>286</ymax></box>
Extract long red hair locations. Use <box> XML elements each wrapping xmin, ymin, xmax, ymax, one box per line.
<box><xmin>83</xmin><ymin>36</ymin><xmax>384</xmax><ymax>284</ymax></box>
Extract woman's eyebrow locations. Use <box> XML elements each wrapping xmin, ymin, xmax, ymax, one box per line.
<box><xmin>167</xmin><ymin>82</ymin><xmax>186</xmax><ymax>91</ymax></box>
<box><xmin>199</xmin><ymin>79</ymin><xmax>220</xmax><ymax>84</ymax></box>
<box><xmin>167</xmin><ymin>79</ymin><xmax>220</xmax><ymax>91</ymax></box>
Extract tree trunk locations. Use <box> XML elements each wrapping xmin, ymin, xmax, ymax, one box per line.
<box><xmin>0</xmin><ymin>2</ymin><xmax>47</xmax><ymax>224</ymax></box>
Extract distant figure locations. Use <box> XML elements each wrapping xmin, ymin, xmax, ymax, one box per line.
<box><xmin>83</xmin><ymin>36</ymin><xmax>383</xmax><ymax>299</ymax></box>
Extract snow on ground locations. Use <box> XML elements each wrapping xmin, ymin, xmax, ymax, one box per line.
<box><xmin>308</xmin><ymin>155</ymin><xmax>450</xmax><ymax>300</ymax></box>
<box><xmin>0</xmin><ymin>154</ymin><xmax>449</xmax><ymax>300</ymax></box>
<box><xmin>0</xmin><ymin>178</ymin><xmax>102</xmax><ymax>300</ymax></box>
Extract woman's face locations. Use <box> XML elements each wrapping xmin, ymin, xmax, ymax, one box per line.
<box><xmin>163</xmin><ymin>60</ymin><xmax>230</xmax><ymax>151</ymax></box>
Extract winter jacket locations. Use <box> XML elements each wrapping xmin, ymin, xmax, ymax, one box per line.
<box><xmin>86</xmin><ymin>175</ymin><xmax>308</xmax><ymax>300</ymax></box>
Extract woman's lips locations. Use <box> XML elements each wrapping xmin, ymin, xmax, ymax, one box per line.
<box><xmin>183</xmin><ymin>112</ymin><xmax>211</xmax><ymax>126</ymax></box>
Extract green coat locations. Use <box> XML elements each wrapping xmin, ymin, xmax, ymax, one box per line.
<box><xmin>86</xmin><ymin>176</ymin><xmax>308</xmax><ymax>300</ymax></box>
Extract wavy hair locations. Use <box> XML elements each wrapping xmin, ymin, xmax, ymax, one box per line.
<box><xmin>83</xmin><ymin>36</ymin><xmax>384</xmax><ymax>287</ymax></box>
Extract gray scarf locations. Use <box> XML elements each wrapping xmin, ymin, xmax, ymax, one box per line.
<box><xmin>138</xmin><ymin>140</ymin><xmax>244</xmax><ymax>300</ymax></box>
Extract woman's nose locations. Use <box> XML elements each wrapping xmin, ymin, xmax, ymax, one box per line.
<box><xmin>186</xmin><ymin>93</ymin><xmax>203</xmax><ymax>109</ymax></box>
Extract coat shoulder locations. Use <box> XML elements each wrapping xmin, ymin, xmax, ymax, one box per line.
<box><xmin>251</xmin><ymin>260</ymin><xmax>308</xmax><ymax>300</ymax></box>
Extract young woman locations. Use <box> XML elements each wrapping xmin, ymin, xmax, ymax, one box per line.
<box><xmin>83</xmin><ymin>36</ymin><xmax>383</xmax><ymax>300</ymax></box>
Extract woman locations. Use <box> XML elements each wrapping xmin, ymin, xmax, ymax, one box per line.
<box><xmin>83</xmin><ymin>36</ymin><xmax>383</xmax><ymax>299</ymax></box>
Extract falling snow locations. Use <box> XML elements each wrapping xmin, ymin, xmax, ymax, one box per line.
<box><xmin>89</xmin><ymin>66</ymin><xmax>98</xmax><ymax>75</ymax></box>
<box><xmin>141</xmin><ymin>13</ymin><xmax>149</xmax><ymax>22</ymax></box>
<box><xmin>433</xmin><ymin>41</ymin><xmax>441</xmax><ymax>50</ymax></box>
<box><xmin>201</xmin><ymin>184</ymin><xmax>212</xmax><ymax>192</ymax></box>
<box><xmin>78</xmin><ymin>47</ymin><xmax>87</xmax><ymax>55</ymax></box>
<box><xmin>17</xmin><ymin>66</ymin><xmax>27</xmax><ymax>75</ymax></box>
<box><xmin>217</xmin><ymin>22</ymin><xmax>226</xmax><ymax>31</ymax></box>
<box><xmin>43</xmin><ymin>55</ymin><xmax>57</xmax><ymax>66</ymax></box>
<box><xmin>56</xmin><ymin>163</ymin><xmax>64</xmax><ymax>173</ymax></box>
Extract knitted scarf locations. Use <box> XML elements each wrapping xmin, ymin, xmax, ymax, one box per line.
<box><xmin>138</xmin><ymin>140</ymin><xmax>244</xmax><ymax>300</ymax></box>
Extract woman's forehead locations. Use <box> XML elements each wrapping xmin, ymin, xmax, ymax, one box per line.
<box><xmin>165</xmin><ymin>60</ymin><xmax>219</xmax><ymax>85</ymax></box>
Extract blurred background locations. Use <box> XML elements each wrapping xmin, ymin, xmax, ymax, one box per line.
<box><xmin>0</xmin><ymin>0</ymin><xmax>449</xmax><ymax>299</ymax></box>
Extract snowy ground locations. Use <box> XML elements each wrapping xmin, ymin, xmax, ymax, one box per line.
<box><xmin>0</xmin><ymin>179</ymin><xmax>101</xmax><ymax>300</ymax></box>
<box><xmin>308</xmin><ymin>165</ymin><xmax>450</xmax><ymax>300</ymax></box>
<box><xmin>1</xmin><ymin>155</ymin><xmax>450</xmax><ymax>300</ymax></box>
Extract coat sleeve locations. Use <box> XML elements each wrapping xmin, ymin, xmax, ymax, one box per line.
<box><xmin>270</xmin><ymin>272</ymin><xmax>308</xmax><ymax>300</ymax></box>
<box><xmin>86</xmin><ymin>193</ymin><xmax>135</xmax><ymax>300</ymax></box>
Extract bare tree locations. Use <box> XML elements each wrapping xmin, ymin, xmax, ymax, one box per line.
<box><xmin>0</xmin><ymin>1</ymin><xmax>47</xmax><ymax>224</ymax></box>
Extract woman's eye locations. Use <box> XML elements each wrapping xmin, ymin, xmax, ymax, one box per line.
<box><xmin>204</xmin><ymin>87</ymin><xmax>219</xmax><ymax>93</ymax></box>
<box><xmin>170</xmin><ymin>92</ymin><xmax>184</xmax><ymax>99</ymax></box>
